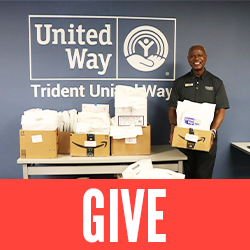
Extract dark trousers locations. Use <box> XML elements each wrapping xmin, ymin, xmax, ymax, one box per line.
<box><xmin>179</xmin><ymin>140</ymin><xmax>217</xmax><ymax>179</ymax></box>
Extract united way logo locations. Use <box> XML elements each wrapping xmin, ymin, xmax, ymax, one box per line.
<box><xmin>124</xmin><ymin>25</ymin><xmax>169</xmax><ymax>72</ymax></box>
<box><xmin>29</xmin><ymin>15</ymin><xmax>176</xmax><ymax>81</ymax></box>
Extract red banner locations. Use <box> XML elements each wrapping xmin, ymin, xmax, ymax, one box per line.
<box><xmin>0</xmin><ymin>180</ymin><xmax>249</xmax><ymax>250</ymax></box>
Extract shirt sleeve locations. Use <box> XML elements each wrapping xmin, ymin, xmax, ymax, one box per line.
<box><xmin>168</xmin><ymin>81</ymin><xmax>180</xmax><ymax>108</ymax></box>
<box><xmin>215</xmin><ymin>81</ymin><xmax>230</xmax><ymax>110</ymax></box>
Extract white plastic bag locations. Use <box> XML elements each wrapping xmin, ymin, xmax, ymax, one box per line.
<box><xmin>122</xmin><ymin>159</ymin><xmax>185</xmax><ymax>179</ymax></box>
<box><xmin>115</xmin><ymin>85</ymin><xmax>147</xmax><ymax>110</ymax></box>
<box><xmin>110</xmin><ymin>125</ymin><xmax>142</xmax><ymax>139</ymax></box>
<box><xmin>82</xmin><ymin>104</ymin><xmax>109</xmax><ymax>114</ymax></box>
<box><xmin>177</xmin><ymin>100</ymin><xmax>216</xmax><ymax>131</ymax></box>
<box><xmin>122</xmin><ymin>159</ymin><xmax>153</xmax><ymax>179</ymax></box>
<box><xmin>76</xmin><ymin>111</ymin><xmax>110</xmax><ymax>134</ymax></box>
<box><xmin>21</xmin><ymin>109</ymin><xmax>58</xmax><ymax>131</ymax></box>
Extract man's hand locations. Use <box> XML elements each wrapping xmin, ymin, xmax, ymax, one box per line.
<box><xmin>169</xmin><ymin>130</ymin><xmax>174</xmax><ymax>145</ymax></box>
<box><xmin>168</xmin><ymin>107</ymin><xmax>177</xmax><ymax>145</ymax></box>
<box><xmin>210</xmin><ymin>133</ymin><xmax>214</xmax><ymax>150</ymax></box>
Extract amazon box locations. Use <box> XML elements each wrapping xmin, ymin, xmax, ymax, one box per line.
<box><xmin>70</xmin><ymin>133</ymin><xmax>110</xmax><ymax>157</ymax></box>
<box><xmin>172</xmin><ymin>126</ymin><xmax>212</xmax><ymax>152</ymax></box>
<box><xmin>111</xmin><ymin>124</ymin><xmax>151</xmax><ymax>156</ymax></box>
<box><xmin>20</xmin><ymin>129</ymin><xmax>58</xmax><ymax>159</ymax></box>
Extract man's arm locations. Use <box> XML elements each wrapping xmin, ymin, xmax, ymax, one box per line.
<box><xmin>211</xmin><ymin>109</ymin><xmax>225</xmax><ymax>131</ymax></box>
<box><xmin>168</xmin><ymin>107</ymin><xmax>177</xmax><ymax>144</ymax></box>
<box><xmin>210</xmin><ymin>108</ymin><xmax>226</xmax><ymax>148</ymax></box>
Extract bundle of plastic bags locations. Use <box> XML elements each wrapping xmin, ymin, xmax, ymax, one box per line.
<box><xmin>176</xmin><ymin>100</ymin><xmax>216</xmax><ymax>131</ymax></box>
<box><xmin>21</xmin><ymin>108</ymin><xmax>78</xmax><ymax>132</ymax></box>
<box><xmin>122</xmin><ymin>159</ymin><xmax>185</xmax><ymax>179</ymax></box>
<box><xmin>21</xmin><ymin>109</ymin><xmax>58</xmax><ymax>131</ymax></box>
<box><xmin>76</xmin><ymin>111</ymin><xmax>110</xmax><ymax>135</ymax></box>
<box><xmin>58</xmin><ymin>109</ymin><xmax>77</xmax><ymax>132</ymax></box>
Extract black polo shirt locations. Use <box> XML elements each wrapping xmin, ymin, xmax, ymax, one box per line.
<box><xmin>169</xmin><ymin>69</ymin><xmax>230</xmax><ymax>110</ymax></box>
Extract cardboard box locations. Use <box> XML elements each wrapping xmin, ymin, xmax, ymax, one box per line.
<box><xmin>111</xmin><ymin>124</ymin><xmax>151</xmax><ymax>156</ymax></box>
<box><xmin>58</xmin><ymin>132</ymin><xmax>71</xmax><ymax>154</ymax></box>
<box><xmin>20</xmin><ymin>129</ymin><xmax>58</xmax><ymax>159</ymax></box>
<box><xmin>70</xmin><ymin>134</ymin><xmax>110</xmax><ymax>157</ymax></box>
<box><xmin>172</xmin><ymin>126</ymin><xmax>212</xmax><ymax>152</ymax></box>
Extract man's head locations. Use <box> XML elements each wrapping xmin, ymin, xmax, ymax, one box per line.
<box><xmin>187</xmin><ymin>45</ymin><xmax>207</xmax><ymax>76</ymax></box>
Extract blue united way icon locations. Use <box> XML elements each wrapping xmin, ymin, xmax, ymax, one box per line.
<box><xmin>124</xmin><ymin>25</ymin><xmax>169</xmax><ymax>72</ymax></box>
<box><xmin>118</xmin><ymin>18</ymin><xmax>176</xmax><ymax>80</ymax></box>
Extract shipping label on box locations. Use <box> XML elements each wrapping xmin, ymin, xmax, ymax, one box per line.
<box><xmin>70</xmin><ymin>133</ymin><xmax>110</xmax><ymax>157</ymax></box>
<box><xmin>172</xmin><ymin>127</ymin><xmax>212</xmax><ymax>152</ymax></box>
<box><xmin>118</xmin><ymin>115</ymin><xmax>144</xmax><ymax>126</ymax></box>
<box><xmin>115</xmin><ymin>107</ymin><xmax>147</xmax><ymax>126</ymax></box>
<box><xmin>20</xmin><ymin>129</ymin><xmax>58</xmax><ymax>159</ymax></box>
<box><xmin>111</xmin><ymin>124</ymin><xmax>151</xmax><ymax>156</ymax></box>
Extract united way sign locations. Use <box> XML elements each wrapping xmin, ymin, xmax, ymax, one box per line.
<box><xmin>29</xmin><ymin>15</ymin><xmax>176</xmax><ymax>81</ymax></box>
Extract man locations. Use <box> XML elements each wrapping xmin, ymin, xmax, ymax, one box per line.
<box><xmin>168</xmin><ymin>45</ymin><xmax>229</xmax><ymax>179</ymax></box>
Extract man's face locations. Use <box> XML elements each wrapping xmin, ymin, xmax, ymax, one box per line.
<box><xmin>187</xmin><ymin>46</ymin><xmax>207</xmax><ymax>72</ymax></box>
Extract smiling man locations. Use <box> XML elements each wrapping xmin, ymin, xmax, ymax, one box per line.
<box><xmin>187</xmin><ymin>45</ymin><xmax>207</xmax><ymax>77</ymax></box>
<box><xmin>168</xmin><ymin>45</ymin><xmax>230</xmax><ymax>179</ymax></box>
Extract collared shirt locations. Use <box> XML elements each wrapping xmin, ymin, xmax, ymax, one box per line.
<box><xmin>168</xmin><ymin>69</ymin><xmax>230</xmax><ymax>110</ymax></box>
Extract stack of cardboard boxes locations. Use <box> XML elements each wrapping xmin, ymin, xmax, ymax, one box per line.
<box><xmin>19</xmin><ymin>85</ymin><xmax>151</xmax><ymax>159</ymax></box>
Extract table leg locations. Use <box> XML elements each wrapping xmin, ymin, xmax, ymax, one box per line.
<box><xmin>178</xmin><ymin>161</ymin><xmax>183</xmax><ymax>173</ymax></box>
<box><xmin>22</xmin><ymin>164</ymin><xmax>29</xmax><ymax>179</ymax></box>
